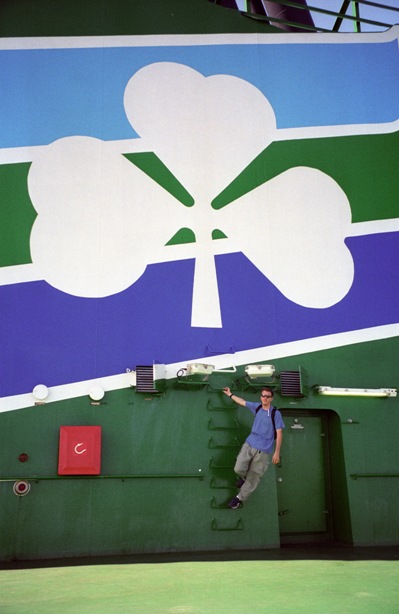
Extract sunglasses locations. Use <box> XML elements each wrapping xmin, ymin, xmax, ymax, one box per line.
<box><xmin>261</xmin><ymin>394</ymin><xmax>272</xmax><ymax>398</ymax></box>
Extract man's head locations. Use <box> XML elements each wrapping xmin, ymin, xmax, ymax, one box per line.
<box><xmin>260</xmin><ymin>386</ymin><xmax>273</xmax><ymax>406</ymax></box>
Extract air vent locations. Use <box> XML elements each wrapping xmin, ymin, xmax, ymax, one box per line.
<box><xmin>136</xmin><ymin>365</ymin><xmax>157</xmax><ymax>393</ymax></box>
<box><xmin>280</xmin><ymin>369</ymin><xmax>307</xmax><ymax>398</ymax></box>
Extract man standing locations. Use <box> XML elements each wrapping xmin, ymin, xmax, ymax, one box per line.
<box><xmin>223</xmin><ymin>386</ymin><xmax>284</xmax><ymax>509</ymax></box>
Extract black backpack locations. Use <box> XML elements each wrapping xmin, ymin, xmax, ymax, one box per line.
<box><xmin>256</xmin><ymin>404</ymin><xmax>277</xmax><ymax>440</ymax></box>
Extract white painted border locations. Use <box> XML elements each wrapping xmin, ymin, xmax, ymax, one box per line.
<box><xmin>1</xmin><ymin>118</ymin><xmax>399</xmax><ymax>168</ymax></box>
<box><xmin>0</xmin><ymin>26</ymin><xmax>398</xmax><ymax>50</ymax></box>
<box><xmin>1</xmin><ymin>323</ymin><xmax>398</xmax><ymax>413</ymax></box>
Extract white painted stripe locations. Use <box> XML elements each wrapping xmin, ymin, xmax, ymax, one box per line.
<box><xmin>191</xmin><ymin>252</ymin><xmax>222</xmax><ymax>328</ymax></box>
<box><xmin>1</xmin><ymin>121</ymin><xmax>398</xmax><ymax>167</ymax></box>
<box><xmin>0</xmin><ymin>138</ymin><xmax>152</xmax><ymax>165</ymax></box>
<box><xmin>1</xmin><ymin>323</ymin><xmax>398</xmax><ymax>413</ymax></box>
<box><xmin>274</xmin><ymin>118</ymin><xmax>399</xmax><ymax>141</ymax></box>
<box><xmin>0</xmin><ymin>372</ymin><xmax>136</xmax><ymax>414</ymax></box>
<box><xmin>0</xmin><ymin>27</ymin><xmax>397</xmax><ymax>50</ymax></box>
<box><xmin>0</xmin><ymin>263</ymin><xmax>39</xmax><ymax>285</ymax></box>
<box><xmin>348</xmin><ymin>218</ymin><xmax>399</xmax><ymax>237</ymax></box>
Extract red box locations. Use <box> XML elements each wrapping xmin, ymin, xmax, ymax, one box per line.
<box><xmin>58</xmin><ymin>426</ymin><xmax>102</xmax><ymax>475</ymax></box>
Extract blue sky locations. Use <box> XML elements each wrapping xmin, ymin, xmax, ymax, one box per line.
<box><xmin>236</xmin><ymin>1</ymin><xmax>399</xmax><ymax>32</ymax></box>
<box><xmin>309</xmin><ymin>0</ymin><xmax>398</xmax><ymax>32</ymax></box>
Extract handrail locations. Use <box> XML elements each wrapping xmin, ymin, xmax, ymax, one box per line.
<box><xmin>241</xmin><ymin>12</ymin><xmax>327</xmax><ymax>33</ymax></box>
<box><xmin>262</xmin><ymin>0</ymin><xmax>393</xmax><ymax>28</ymax></box>
<box><xmin>350</xmin><ymin>473</ymin><xmax>399</xmax><ymax>480</ymax></box>
<box><xmin>0</xmin><ymin>472</ymin><xmax>205</xmax><ymax>482</ymax></box>
<box><xmin>236</xmin><ymin>0</ymin><xmax>396</xmax><ymax>32</ymax></box>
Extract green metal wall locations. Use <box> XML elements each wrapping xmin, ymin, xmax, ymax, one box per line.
<box><xmin>0</xmin><ymin>0</ymin><xmax>398</xmax><ymax>561</ymax></box>
<box><xmin>0</xmin><ymin>0</ymin><xmax>276</xmax><ymax>37</ymax></box>
<box><xmin>0</xmin><ymin>382</ymin><xmax>280</xmax><ymax>559</ymax></box>
<box><xmin>1</xmin><ymin>337</ymin><xmax>399</xmax><ymax>560</ymax></box>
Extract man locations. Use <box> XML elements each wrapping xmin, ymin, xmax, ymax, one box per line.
<box><xmin>222</xmin><ymin>385</ymin><xmax>284</xmax><ymax>509</ymax></box>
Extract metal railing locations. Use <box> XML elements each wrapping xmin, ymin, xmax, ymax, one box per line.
<box><xmin>210</xmin><ymin>0</ymin><xmax>399</xmax><ymax>32</ymax></box>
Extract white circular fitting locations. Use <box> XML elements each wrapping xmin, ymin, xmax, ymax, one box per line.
<box><xmin>33</xmin><ymin>384</ymin><xmax>49</xmax><ymax>401</ymax></box>
<box><xmin>89</xmin><ymin>385</ymin><xmax>105</xmax><ymax>401</ymax></box>
<box><xmin>13</xmin><ymin>480</ymin><xmax>31</xmax><ymax>496</ymax></box>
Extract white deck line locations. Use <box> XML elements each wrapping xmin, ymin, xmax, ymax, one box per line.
<box><xmin>1</xmin><ymin>323</ymin><xmax>398</xmax><ymax>413</ymax></box>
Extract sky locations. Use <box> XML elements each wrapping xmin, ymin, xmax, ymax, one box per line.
<box><xmin>236</xmin><ymin>1</ymin><xmax>399</xmax><ymax>32</ymax></box>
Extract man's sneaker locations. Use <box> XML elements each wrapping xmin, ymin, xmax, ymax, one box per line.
<box><xmin>228</xmin><ymin>496</ymin><xmax>243</xmax><ymax>510</ymax></box>
<box><xmin>235</xmin><ymin>477</ymin><xmax>245</xmax><ymax>489</ymax></box>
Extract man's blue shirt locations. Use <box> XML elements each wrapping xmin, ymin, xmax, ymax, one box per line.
<box><xmin>244</xmin><ymin>402</ymin><xmax>285</xmax><ymax>454</ymax></box>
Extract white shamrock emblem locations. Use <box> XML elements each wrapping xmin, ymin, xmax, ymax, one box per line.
<box><xmin>28</xmin><ymin>62</ymin><xmax>354</xmax><ymax>327</ymax></box>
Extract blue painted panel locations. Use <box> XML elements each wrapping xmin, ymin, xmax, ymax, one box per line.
<box><xmin>1</xmin><ymin>38</ymin><xmax>398</xmax><ymax>148</ymax></box>
<box><xmin>1</xmin><ymin>233</ymin><xmax>398</xmax><ymax>397</ymax></box>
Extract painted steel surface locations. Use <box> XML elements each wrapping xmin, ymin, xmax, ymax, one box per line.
<box><xmin>0</xmin><ymin>30</ymin><xmax>398</xmax><ymax>401</ymax></box>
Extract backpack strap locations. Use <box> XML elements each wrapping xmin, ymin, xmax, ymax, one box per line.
<box><xmin>256</xmin><ymin>404</ymin><xmax>278</xmax><ymax>440</ymax></box>
<box><xmin>271</xmin><ymin>407</ymin><xmax>277</xmax><ymax>440</ymax></box>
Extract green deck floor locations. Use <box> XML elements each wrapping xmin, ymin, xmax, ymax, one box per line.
<box><xmin>1</xmin><ymin>547</ymin><xmax>398</xmax><ymax>613</ymax></box>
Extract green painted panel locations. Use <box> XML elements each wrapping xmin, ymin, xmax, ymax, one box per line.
<box><xmin>276</xmin><ymin>416</ymin><xmax>327</xmax><ymax>536</ymax></box>
<box><xmin>124</xmin><ymin>153</ymin><xmax>195</xmax><ymax>207</ymax></box>
<box><xmin>2</xmin><ymin>336</ymin><xmax>399</xmax><ymax>558</ymax></box>
<box><xmin>213</xmin><ymin>131</ymin><xmax>399</xmax><ymax>222</ymax></box>
<box><xmin>0</xmin><ymin>387</ymin><xmax>281</xmax><ymax>560</ymax></box>
<box><xmin>349</xmin><ymin>478</ymin><xmax>399</xmax><ymax>546</ymax></box>
<box><xmin>0</xmin><ymin>163</ymin><xmax>35</xmax><ymax>266</ymax></box>
<box><xmin>0</xmin><ymin>0</ymin><xmax>278</xmax><ymax>38</ymax></box>
<box><xmin>166</xmin><ymin>228</ymin><xmax>197</xmax><ymax>245</ymax></box>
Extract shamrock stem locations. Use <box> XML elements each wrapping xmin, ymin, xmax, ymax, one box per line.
<box><xmin>191</xmin><ymin>252</ymin><xmax>222</xmax><ymax>328</ymax></box>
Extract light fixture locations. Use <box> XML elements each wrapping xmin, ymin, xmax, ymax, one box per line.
<box><xmin>186</xmin><ymin>363</ymin><xmax>215</xmax><ymax>376</ymax></box>
<box><xmin>176</xmin><ymin>362</ymin><xmax>215</xmax><ymax>387</ymax></box>
<box><xmin>245</xmin><ymin>364</ymin><xmax>276</xmax><ymax>379</ymax></box>
<box><xmin>316</xmin><ymin>386</ymin><xmax>397</xmax><ymax>398</ymax></box>
<box><xmin>32</xmin><ymin>384</ymin><xmax>49</xmax><ymax>402</ymax></box>
<box><xmin>89</xmin><ymin>385</ymin><xmax>105</xmax><ymax>402</ymax></box>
